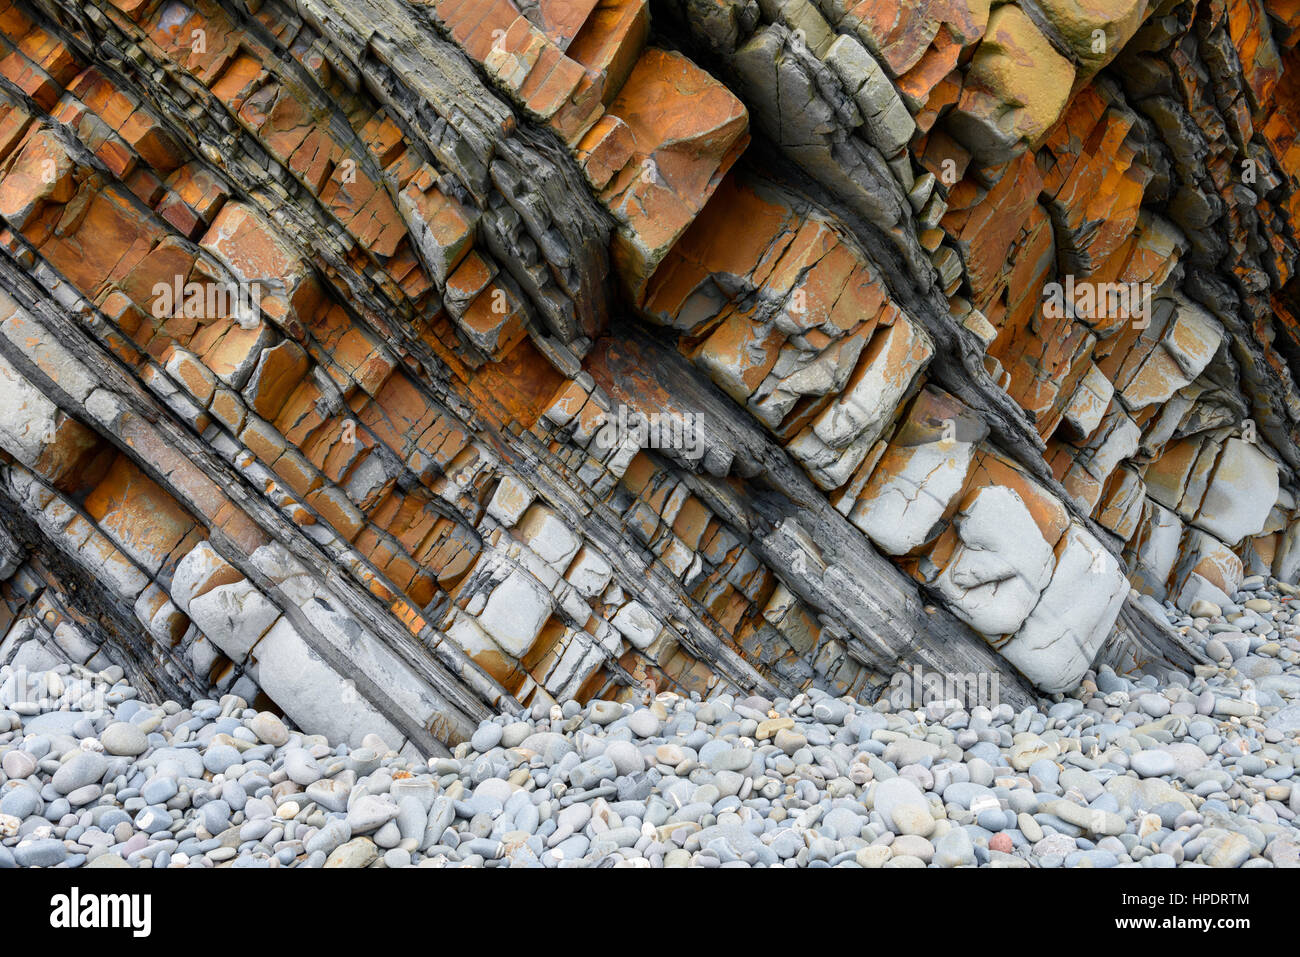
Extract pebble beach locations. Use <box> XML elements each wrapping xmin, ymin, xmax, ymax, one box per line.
<box><xmin>2</xmin><ymin>575</ymin><xmax>1299</xmax><ymax>869</ymax></box>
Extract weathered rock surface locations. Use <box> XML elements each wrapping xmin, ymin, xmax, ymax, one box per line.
<box><xmin>0</xmin><ymin>0</ymin><xmax>1298</xmax><ymax>752</ymax></box>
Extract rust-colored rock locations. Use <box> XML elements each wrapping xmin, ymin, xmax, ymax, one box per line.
<box><xmin>0</xmin><ymin>0</ymin><xmax>1298</xmax><ymax>751</ymax></box>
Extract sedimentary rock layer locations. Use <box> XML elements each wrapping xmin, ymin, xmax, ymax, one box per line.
<box><xmin>0</xmin><ymin>0</ymin><xmax>1298</xmax><ymax>750</ymax></box>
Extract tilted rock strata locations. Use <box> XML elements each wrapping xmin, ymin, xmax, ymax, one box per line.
<box><xmin>0</xmin><ymin>0</ymin><xmax>1297</xmax><ymax>750</ymax></box>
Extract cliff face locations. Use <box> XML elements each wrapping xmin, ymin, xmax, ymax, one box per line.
<box><xmin>0</xmin><ymin>0</ymin><xmax>1297</xmax><ymax>755</ymax></box>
